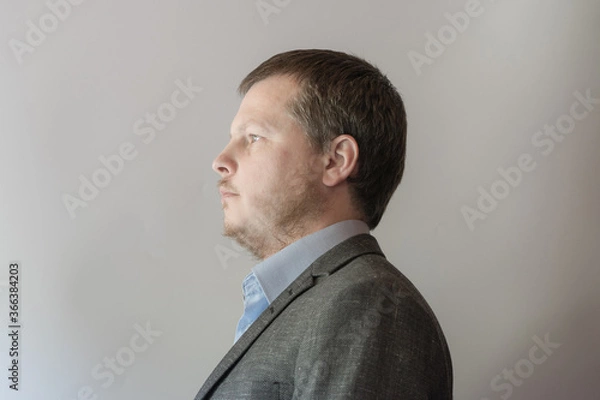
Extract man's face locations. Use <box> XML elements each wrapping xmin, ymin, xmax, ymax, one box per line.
<box><xmin>212</xmin><ymin>75</ymin><xmax>327</xmax><ymax>260</ymax></box>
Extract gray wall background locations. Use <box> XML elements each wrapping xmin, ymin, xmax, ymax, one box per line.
<box><xmin>1</xmin><ymin>0</ymin><xmax>599</xmax><ymax>399</ymax></box>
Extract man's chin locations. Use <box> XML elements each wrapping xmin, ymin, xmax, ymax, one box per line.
<box><xmin>222</xmin><ymin>221</ymin><xmax>238</xmax><ymax>239</ymax></box>
<box><xmin>222</xmin><ymin>221</ymin><xmax>246</xmax><ymax>246</ymax></box>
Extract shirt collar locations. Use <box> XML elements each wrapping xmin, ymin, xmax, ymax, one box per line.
<box><xmin>251</xmin><ymin>219</ymin><xmax>370</xmax><ymax>303</ymax></box>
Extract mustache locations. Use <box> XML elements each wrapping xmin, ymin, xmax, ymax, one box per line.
<box><xmin>217</xmin><ymin>180</ymin><xmax>237</xmax><ymax>194</ymax></box>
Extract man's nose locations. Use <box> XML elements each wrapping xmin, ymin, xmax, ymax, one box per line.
<box><xmin>212</xmin><ymin>147</ymin><xmax>235</xmax><ymax>177</ymax></box>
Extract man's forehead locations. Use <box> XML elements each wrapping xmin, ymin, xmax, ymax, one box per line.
<box><xmin>228</xmin><ymin>76</ymin><xmax>300</xmax><ymax>137</ymax></box>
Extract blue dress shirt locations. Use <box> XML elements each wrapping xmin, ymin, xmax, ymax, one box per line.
<box><xmin>233</xmin><ymin>219</ymin><xmax>370</xmax><ymax>343</ymax></box>
<box><xmin>233</xmin><ymin>272</ymin><xmax>270</xmax><ymax>343</ymax></box>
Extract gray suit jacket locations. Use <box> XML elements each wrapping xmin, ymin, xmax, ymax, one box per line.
<box><xmin>194</xmin><ymin>233</ymin><xmax>453</xmax><ymax>399</ymax></box>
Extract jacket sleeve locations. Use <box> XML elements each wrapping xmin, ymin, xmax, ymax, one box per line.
<box><xmin>291</xmin><ymin>276</ymin><xmax>453</xmax><ymax>400</ymax></box>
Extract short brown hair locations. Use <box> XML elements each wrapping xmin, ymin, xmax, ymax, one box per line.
<box><xmin>239</xmin><ymin>49</ymin><xmax>407</xmax><ymax>230</ymax></box>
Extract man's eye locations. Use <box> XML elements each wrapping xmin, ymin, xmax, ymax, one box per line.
<box><xmin>249</xmin><ymin>134</ymin><xmax>261</xmax><ymax>143</ymax></box>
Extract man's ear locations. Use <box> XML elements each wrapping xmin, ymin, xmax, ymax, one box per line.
<box><xmin>321</xmin><ymin>134</ymin><xmax>359</xmax><ymax>187</ymax></box>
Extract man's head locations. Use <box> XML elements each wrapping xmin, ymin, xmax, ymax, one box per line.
<box><xmin>213</xmin><ymin>49</ymin><xmax>407</xmax><ymax>260</ymax></box>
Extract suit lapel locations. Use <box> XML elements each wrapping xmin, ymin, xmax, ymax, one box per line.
<box><xmin>194</xmin><ymin>233</ymin><xmax>383</xmax><ymax>399</ymax></box>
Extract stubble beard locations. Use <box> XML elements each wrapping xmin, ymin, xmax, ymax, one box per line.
<box><xmin>222</xmin><ymin>173</ymin><xmax>327</xmax><ymax>261</ymax></box>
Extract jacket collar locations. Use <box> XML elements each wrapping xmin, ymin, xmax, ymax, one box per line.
<box><xmin>194</xmin><ymin>233</ymin><xmax>384</xmax><ymax>399</ymax></box>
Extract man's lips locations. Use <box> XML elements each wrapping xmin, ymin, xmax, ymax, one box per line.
<box><xmin>219</xmin><ymin>188</ymin><xmax>238</xmax><ymax>197</ymax></box>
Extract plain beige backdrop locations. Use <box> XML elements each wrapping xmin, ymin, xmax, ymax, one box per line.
<box><xmin>1</xmin><ymin>0</ymin><xmax>599</xmax><ymax>399</ymax></box>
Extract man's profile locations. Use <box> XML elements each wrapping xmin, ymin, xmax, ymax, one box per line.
<box><xmin>194</xmin><ymin>49</ymin><xmax>453</xmax><ymax>399</ymax></box>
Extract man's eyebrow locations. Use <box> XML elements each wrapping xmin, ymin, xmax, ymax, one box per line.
<box><xmin>229</xmin><ymin>121</ymin><xmax>271</xmax><ymax>138</ymax></box>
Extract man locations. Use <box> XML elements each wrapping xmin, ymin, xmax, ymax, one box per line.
<box><xmin>195</xmin><ymin>49</ymin><xmax>453</xmax><ymax>399</ymax></box>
